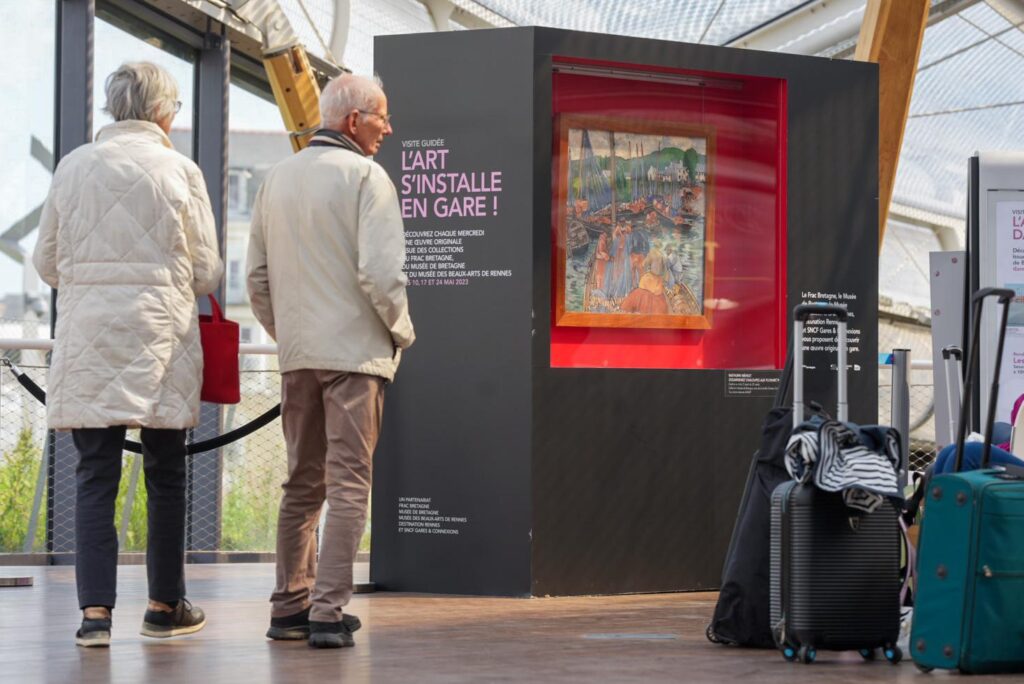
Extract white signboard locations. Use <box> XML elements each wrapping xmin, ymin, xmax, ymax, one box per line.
<box><xmin>993</xmin><ymin>199</ymin><xmax>1024</xmax><ymax>424</ymax></box>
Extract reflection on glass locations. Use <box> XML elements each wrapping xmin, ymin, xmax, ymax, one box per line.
<box><xmin>0</xmin><ymin>1</ymin><xmax>56</xmax><ymax>553</ymax></box>
<box><xmin>220</xmin><ymin>81</ymin><xmax>291</xmax><ymax>553</ymax></box>
<box><xmin>94</xmin><ymin>15</ymin><xmax>195</xmax><ymax>157</ymax></box>
<box><xmin>0</xmin><ymin>2</ymin><xmax>56</xmax><ymax>328</ymax></box>
<box><xmin>551</xmin><ymin>68</ymin><xmax>786</xmax><ymax>370</ymax></box>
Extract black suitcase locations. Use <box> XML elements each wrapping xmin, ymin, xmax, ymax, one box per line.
<box><xmin>769</xmin><ymin>304</ymin><xmax>902</xmax><ymax>664</ymax></box>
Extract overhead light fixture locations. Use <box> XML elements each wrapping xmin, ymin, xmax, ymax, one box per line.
<box><xmin>552</xmin><ymin>63</ymin><xmax>743</xmax><ymax>90</ymax></box>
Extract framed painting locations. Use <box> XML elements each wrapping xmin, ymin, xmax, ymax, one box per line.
<box><xmin>554</xmin><ymin>114</ymin><xmax>715</xmax><ymax>330</ymax></box>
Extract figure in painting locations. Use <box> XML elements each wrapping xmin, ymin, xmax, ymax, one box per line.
<box><xmin>603</xmin><ymin>222</ymin><xmax>634</xmax><ymax>299</ymax></box>
<box><xmin>629</xmin><ymin>225</ymin><xmax>650</xmax><ymax>288</ymax></box>
<box><xmin>621</xmin><ymin>257</ymin><xmax>669</xmax><ymax>315</ymax></box>
<box><xmin>665</xmin><ymin>245</ymin><xmax>685</xmax><ymax>290</ymax></box>
<box><xmin>592</xmin><ymin>231</ymin><xmax>611</xmax><ymax>288</ymax></box>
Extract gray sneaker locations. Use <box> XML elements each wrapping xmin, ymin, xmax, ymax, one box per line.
<box><xmin>76</xmin><ymin>616</ymin><xmax>112</xmax><ymax>648</ymax></box>
<box><xmin>308</xmin><ymin>619</ymin><xmax>355</xmax><ymax>648</ymax></box>
<box><xmin>267</xmin><ymin>606</ymin><xmax>362</xmax><ymax>640</ymax></box>
<box><xmin>140</xmin><ymin>598</ymin><xmax>206</xmax><ymax>638</ymax></box>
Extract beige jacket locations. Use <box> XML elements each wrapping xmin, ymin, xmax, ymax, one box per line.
<box><xmin>33</xmin><ymin>120</ymin><xmax>224</xmax><ymax>429</ymax></box>
<box><xmin>246</xmin><ymin>143</ymin><xmax>414</xmax><ymax>381</ymax></box>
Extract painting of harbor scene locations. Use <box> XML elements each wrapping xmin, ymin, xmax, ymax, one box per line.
<box><xmin>554</xmin><ymin>115</ymin><xmax>714</xmax><ymax>330</ymax></box>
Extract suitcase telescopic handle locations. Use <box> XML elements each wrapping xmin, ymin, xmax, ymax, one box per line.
<box><xmin>942</xmin><ymin>345</ymin><xmax>964</xmax><ymax>446</ymax></box>
<box><xmin>794</xmin><ymin>304</ymin><xmax>849</xmax><ymax>323</ymax></box>
<box><xmin>793</xmin><ymin>304</ymin><xmax>849</xmax><ymax>430</ymax></box>
<box><xmin>954</xmin><ymin>288</ymin><xmax>1015</xmax><ymax>472</ymax></box>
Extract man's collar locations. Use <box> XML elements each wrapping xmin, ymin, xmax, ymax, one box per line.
<box><xmin>308</xmin><ymin>129</ymin><xmax>366</xmax><ymax>156</ymax></box>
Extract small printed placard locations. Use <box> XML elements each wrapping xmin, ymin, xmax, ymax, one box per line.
<box><xmin>725</xmin><ymin>371</ymin><xmax>781</xmax><ymax>398</ymax></box>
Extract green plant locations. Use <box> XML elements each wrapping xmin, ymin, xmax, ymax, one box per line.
<box><xmin>221</xmin><ymin>462</ymin><xmax>280</xmax><ymax>551</ymax></box>
<box><xmin>0</xmin><ymin>427</ymin><xmax>44</xmax><ymax>552</ymax></box>
<box><xmin>113</xmin><ymin>453</ymin><xmax>148</xmax><ymax>551</ymax></box>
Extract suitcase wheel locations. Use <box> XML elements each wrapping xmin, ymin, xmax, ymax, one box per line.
<box><xmin>914</xmin><ymin>663</ymin><xmax>934</xmax><ymax>673</ymax></box>
<box><xmin>859</xmin><ymin>648</ymin><xmax>876</xmax><ymax>661</ymax></box>
<box><xmin>798</xmin><ymin>645</ymin><xmax>816</xmax><ymax>664</ymax></box>
<box><xmin>883</xmin><ymin>645</ymin><xmax>902</xmax><ymax>664</ymax></box>
<box><xmin>704</xmin><ymin>624</ymin><xmax>723</xmax><ymax>644</ymax></box>
<box><xmin>781</xmin><ymin>645</ymin><xmax>798</xmax><ymax>662</ymax></box>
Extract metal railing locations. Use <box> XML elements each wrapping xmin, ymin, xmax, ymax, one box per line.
<box><xmin>1</xmin><ymin>332</ymin><xmax>941</xmax><ymax>556</ymax></box>
<box><xmin>878</xmin><ymin>356</ymin><xmax>938</xmax><ymax>475</ymax></box>
<box><xmin>0</xmin><ymin>334</ymin><xmax>289</xmax><ymax>556</ymax></box>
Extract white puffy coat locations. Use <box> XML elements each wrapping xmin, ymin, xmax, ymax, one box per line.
<box><xmin>246</xmin><ymin>143</ymin><xmax>414</xmax><ymax>381</ymax></box>
<box><xmin>33</xmin><ymin>120</ymin><xmax>224</xmax><ymax>430</ymax></box>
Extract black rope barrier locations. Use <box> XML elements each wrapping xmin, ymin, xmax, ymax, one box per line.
<box><xmin>2</xmin><ymin>358</ymin><xmax>280</xmax><ymax>455</ymax></box>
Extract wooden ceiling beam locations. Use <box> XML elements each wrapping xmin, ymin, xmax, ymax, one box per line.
<box><xmin>855</xmin><ymin>0</ymin><xmax>930</xmax><ymax>252</ymax></box>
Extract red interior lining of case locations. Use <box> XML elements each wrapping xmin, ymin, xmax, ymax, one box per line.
<box><xmin>550</xmin><ymin>58</ymin><xmax>787</xmax><ymax>370</ymax></box>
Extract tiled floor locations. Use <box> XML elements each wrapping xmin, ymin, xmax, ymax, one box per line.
<box><xmin>0</xmin><ymin>563</ymin><xmax>1015</xmax><ymax>683</ymax></box>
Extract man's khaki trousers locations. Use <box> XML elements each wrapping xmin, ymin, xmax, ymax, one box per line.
<box><xmin>270</xmin><ymin>369</ymin><xmax>384</xmax><ymax>623</ymax></box>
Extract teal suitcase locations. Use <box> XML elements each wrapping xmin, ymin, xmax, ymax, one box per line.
<box><xmin>911</xmin><ymin>288</ymin><xmax>1024</xmax><ymax>674</ymax></box>
<box><xmin>911</xmin><ymin>469</ymin><xmax>1024</xmax><ymax>673</ymax></box>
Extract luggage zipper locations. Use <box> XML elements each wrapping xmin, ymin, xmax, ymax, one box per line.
<box><xmin>979</xmin><ymin>565</ymin><xmax>1024</xmax><ymax>578</ymax></box>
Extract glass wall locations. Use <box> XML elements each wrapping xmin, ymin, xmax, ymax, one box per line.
<box><xmin>218</xmin><ymin>80</ymin><xmax>291</xmax><ymax>552</ymax></box>
<box><xmin>94</xmin><ymin>9</ymin><xmax>196</xmax><ymax>157</ymax></box>
<box><xmin>0</xmin><ymin>0</ymin><xmax>56</xmax><ymax>331</ymax></box>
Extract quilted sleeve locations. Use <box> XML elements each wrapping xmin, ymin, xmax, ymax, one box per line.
<box><xmin>33</xmin><ymin>181</ymin><xmax>60</xmax><ymax>289</ymax></box>
<box><xmin>357</xmin><ymin>164</ymin><xmax>415</xmax><ymax>350</ymax></box>
<box><xmin>184</xmin><ymin>168</ymin><xmax>224</xmax><ymax>296</ymax></box>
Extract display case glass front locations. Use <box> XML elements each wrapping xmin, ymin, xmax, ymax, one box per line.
<box><xmin>551</xmin><ymin>59</ymin><xmax>787</xmax><ymax>370</ymax></box>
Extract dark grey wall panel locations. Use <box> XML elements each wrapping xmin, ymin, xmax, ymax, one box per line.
<box><xmin>188</xmin><ymin>30</ymin><xmax>230</xmax><ymax>552</ymax></box>
<box><xmin>529</xmin><ymin>28</ymin><xmax>878</xmax><ymax>595</ymax></box>
<box><xmin>373</xmin><ymin>29</ymin><xmax>535</xmax><ymax>595</ymax></box>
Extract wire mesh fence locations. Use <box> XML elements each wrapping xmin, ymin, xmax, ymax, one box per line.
<box><xmin>2</xmin><ymin>339</ymin><xmax>936</xmax><ymax>556</ymax></box>
<box><xmin>878</xmin><ymin>365</ymin><xmax>938</xmax><ymax>474</ymax></box>
<box><xmin>0</xmin><ymin>339</ymin><xmax>381</xmax><ymax>556</ymax></box>
<box><xmin>0</xmin><ymin>351</ymin><xmax>50</xmax><ymax>553</ymax></box>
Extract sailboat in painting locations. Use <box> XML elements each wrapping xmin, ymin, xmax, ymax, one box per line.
<box><xmin>558</xmin><ymin>117</ymin><xmax>713</xmax><ymax>329</ymax></box>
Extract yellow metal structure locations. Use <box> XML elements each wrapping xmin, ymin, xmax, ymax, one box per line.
<box><xmin>263</xmin><ymin>45</ymin><xmax>323</xmax><ymax>152</ymax></box>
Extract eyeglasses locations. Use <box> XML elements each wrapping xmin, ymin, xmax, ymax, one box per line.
<box><xmin>173</xmin><ymin>100</ymin><xmax>182</xmax><ymax>114</ymax></box>
<box><xmin>356</xmin><ymin>109</ymin><xmax>392</xmax><ymax>125</ymax></box>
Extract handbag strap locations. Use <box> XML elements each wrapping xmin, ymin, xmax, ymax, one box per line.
<box><xmin>206</xmin><ymin>294</ymin><xmax>224</xmax><ymax>322</ymax></box>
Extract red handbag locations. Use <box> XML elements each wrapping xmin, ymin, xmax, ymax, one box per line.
<box><xmin>199</xmin><ymin>294</ymin><xmax>240</xmax><ymax>404</ymax></box>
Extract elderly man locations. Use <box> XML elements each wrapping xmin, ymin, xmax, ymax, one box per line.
<box><xmin>34</xmin><ymin>62</ymin><xmax>222</xmax><ymax>647</ymax></box>
<box><xmin>247</xmin><ymin>74</ymin><xmax>414</xmax><ymax>649</ymax></box>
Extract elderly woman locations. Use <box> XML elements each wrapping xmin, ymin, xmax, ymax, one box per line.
<box><xmin>33</xmin><ymin>62</ymin><xmax>223</xmax><ymax>647</ymax></box>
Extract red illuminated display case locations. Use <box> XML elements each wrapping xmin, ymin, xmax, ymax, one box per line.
<box><xmin>550</xmin><ymin>59</ymin><xmax>787</xmax><ymax>370</ymax></box>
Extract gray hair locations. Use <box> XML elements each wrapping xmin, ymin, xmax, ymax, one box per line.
<box><xmin>319</xmin><ymin>74</ymin><xmax>385</xmax><ymax>129</ymax></box>
<box><xmin>103</xmin><ymin>62</ymin><xmax>180</xmax><ymax>124</ymax></box>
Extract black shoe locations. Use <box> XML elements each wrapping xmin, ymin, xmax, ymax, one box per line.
<box><xmin>308</xmin><ymin>619</ymin><xmax>355</xmax><ymax>649</ymax></box>
<box><xmin>267</xmin><ymin>606</ymin><xmax>310</xmax><ymax>640</ymax></box>
<box><xmin>267</xmin><ymin>607</ymin><xmax>362</xmax><ymax>641</ymax></box>
<box><xmin>75</xmin><ymin>617</ymin><xmax>111</xmax><ymax>648</ymax></box>
<box><xmin>140</xmin><ymin>598</ymin><xmax>206</xmax><ymax>638</ymax></box>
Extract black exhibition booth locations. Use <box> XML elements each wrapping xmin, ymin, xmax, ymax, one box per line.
<box><xmin>371</xmin><ymin>27</ymin><xmax>879</xmax><ymax>596</ymax></box>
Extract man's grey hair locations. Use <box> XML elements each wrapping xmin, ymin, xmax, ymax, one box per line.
<box><xmin>320</xmin><ymin>74</ymin><xmax>385</xmax><ymax>129</ymax></box>
<box><xmin>103</xmin><ymin>62</ymin><xmax>180</xmax><ymax>124</ymax></box>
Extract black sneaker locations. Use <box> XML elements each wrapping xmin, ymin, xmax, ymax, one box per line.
<box><xmin>75</xmin><ymin>616</ymin><xmax>111</xmax><ymax>648</ymax></box>
<box><xmin>308</xmin><ymin>619</ymin><xmax>355</xmax><ymax>649</ymax></box>
<box><xmin>267</xmin><ymin>607</ymin><xmax>362</xmax><ymax>641</ymax></box>
<box><xmin>140</xmin><ymin>598</ymin><xmax>206</xmax><ymax>638</ymax></box>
